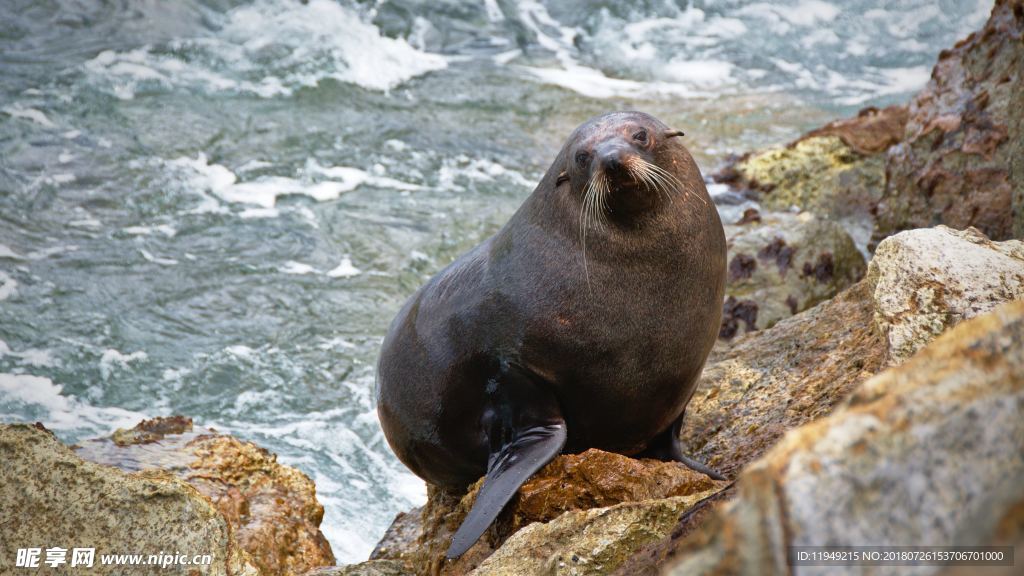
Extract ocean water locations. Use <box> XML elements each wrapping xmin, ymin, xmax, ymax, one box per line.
<box><xmin>0</xmin><ymin>0</ymin><xmax>993</xmax><ymax>563</ymax></box>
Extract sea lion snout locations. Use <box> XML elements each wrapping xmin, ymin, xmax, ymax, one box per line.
<box><xmin>595</xmin><ymin>141</ymin><xmax>631</xmax><ymax>174</ymax></box>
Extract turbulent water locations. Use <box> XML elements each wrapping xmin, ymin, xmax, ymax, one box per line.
<box><xmin>0</xmin><ymin>0</ymin><xmax>993</xmax><ymax>562</ymax></box>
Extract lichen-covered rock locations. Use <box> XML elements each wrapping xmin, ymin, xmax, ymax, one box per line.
<box><xmin>714</xmin><ymin>105</ymin><xmax>907</xmax><ymax>252</ymax></box>
<box><xmin>722</xmin><ymin>135</ymin><xmax>885</xmax><ymax>219</ymax></box>
<box><xmin>867</xmin><ymin>226</ymin><xmax>1024</xmax><ymax>364</ymax></box>
<box><xmin>721</xmin><ymin>212</ymin><xmax>866</xmax><ymax>339</ymax></box>
<box><xmin>368</xmin><ymin>450</ymin><xmax>727</xmax><ymax>575</ymax></box>
<box><xmin>470</xmin><ymin>493</ymin><xmax>718</xmax><ymax>576</ymax></box>
<box><xmin>76</xmin><ymin>417</ymin><xmax>335</xmax><ymax>576</ymax></box>
<box><xmin>0</xmin><ymin>423</ymin><xmax>259</xmax><ymax>576</ymax></box>
<box><xmin>665</xmin><ymin>300</ymin><xmax>1024</xmax><ymax>576</ymax></box>
<box><xmin>874</xmin><ymin>0</ymin><xmax>1024</xmax><ymax>244</ymax></box>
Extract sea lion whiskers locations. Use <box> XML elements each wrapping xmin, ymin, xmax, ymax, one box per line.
<box><xmin>626</xmin><ymin>156</ymin><xmax>673</xmax><ymax>205</ymax></box>
<box><xmin>629</xmin><ymin>156</ymin><xmax>707</xmax><ymax>209</ymax></box>
<box><xmin>578</xmin><ymin>170</ymin><xmax>609</xmax><ymax>289</ymax></box>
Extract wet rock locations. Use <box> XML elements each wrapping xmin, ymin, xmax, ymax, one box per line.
<box><xmin>76</xmin><ymin>417</ymin><xmax>335</xmax><ymax>576</ymax></box>
<box><xmin>867</xmin><ymin>226</ymin><xmax>1024</xmax><ymax>364</ymax></box>
<box><xmin>665</xmin><ymin>300</ymin><xmax>1024</xmax><ymax>576</ymax></box>
<box><xmin>0</xmin><ymin>423</ymin><xmax>259</xmax><ymax>576</ymax></box>
<box><xmin>721</xmin><ymin>212</ymin><xmax>866</xmax><ymax>339</ymax></box>
<box><xmin>875</xmin><ymin>0</ymin><xmax>1024</xmax><ymax>243</ymax></box>
<box><xmin>369</xmin><ymin>450</ymin><xmax>727</xmax><ymax>575</ymax></box>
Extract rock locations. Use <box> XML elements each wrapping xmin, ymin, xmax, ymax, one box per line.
<box><xmin>685</xmin><ymin>280</ymin><xmax>887</xmax><ymax>480</ymax></box>
<box><xmin>498</xmin><ymin>449</ymin><xmax>725</xmax><ymax>538</ymax></box>
<box><xmin>303</xmin><ymin>560</ymin><xmax>412</xmax><ymax>576</ymax></box>
<box><xmin>369</xmin><ymin>450</ymin><xmax>727</xmax><ymax>575</ymax></box>
<box><xmin>713</xmin><ymin>106</ymin><xmax>907</xmax><ymax>253</ymax></box>
<box><xmin>867</xmin><ymin>226</ymin><xmax>1024</xmax><ymax>364</ymax></box>
<box><xmin>0</xmin><ymin>423</ymin><xmax>259</xmax><ymax>576</ymax></box>
<box><xmin>76</xmin><ymin>417</ymin><xmax>335</xmax><ymax>576</ymax></box>
<box><xmin>664</xmin><ymin>300</ymin><xmax>1024</xmax><ymax>576</ymax></box>
<box><xmin>801</xmin><ymin>104</ymin><xmax>910</xmax><ymax>155</ymax></box>
<box><xmin>470</xmin><ymin>493</ymin><xmax>719</xmax><ymax>576</ymax></box>
<box><xmin>875</xmin><ymin>0</ymin><xmax>1024</xmax><ymax>243</ymax></box>
<box><xmin>715</xmin><ymin>1</ymin><xmax>1024</xmax><ymax>249</ymax></box>
<box><xmin>720</xmin><ymin>135</ymin><xmax>886</xmax><ymax>222</ymax></box>
<box><xmin>370</xmin><ymin>508</ymin><xmax>423</xmax><ymax>564</ymax></box>
<box><xmin>721</xmin><ymin>212</ymin><xmax>866</xmax><ymax>339</ymax></box>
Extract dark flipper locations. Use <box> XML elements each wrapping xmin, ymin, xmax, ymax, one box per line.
<box><xmin>445</xmin><ymin>363</ymin><xmax>567</xmax><ymax>559</ymax></box>
<box><xmin>445</xmin><ymin>421</ymin><xmax>566</xmax><ymax>558</ymax></box>
<box><xmin>638</xmin><ymin>410</ymin><xmax>726</xmax><ymax>481</ymax></box>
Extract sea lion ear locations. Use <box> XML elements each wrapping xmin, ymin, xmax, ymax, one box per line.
<box><xmin>556</xmin><ymin>171</ymin><xmax>569</xmax><ymax>186</ymax></box>
<box><xmin>664</xmin><ymin>129</ymin><xmax>685</xmax><ymax>138</ymax></box>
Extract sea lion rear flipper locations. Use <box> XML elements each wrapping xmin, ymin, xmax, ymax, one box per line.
<box><xmin>639</xmin><ymin>410</ymin><xmax>726</xmax><ymax>480</ymax></box>
<box><xmin>445</xmin><ymin>369</ymin><xmax>567</xmax><ymax>559</ymax></box>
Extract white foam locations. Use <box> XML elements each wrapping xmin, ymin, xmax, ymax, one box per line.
<box><xmin>326</xmin><ymin>257</ymin><xmax>361</xmax><ymax>278</ymax></box>
<box><xmin>317</xmin><ymin>337</ymin><xmax>357</xmax><ymax>350</ymax></box>
<box><xmin>0</xmin><ymin>372</ymin><xmax>147</xmax><ymax>435</ymax></box>
<box><xmin>225</xmin><ymin>345</ymin><xmax>256</xmax><ymax>359</ymax></box>
<box><xmin>236</xmin><ymin>159</ymin><xmax>273</xmax><ymax>173</ymax></box>
<box><xmin>68</xmin><ymin>218</ymin><xmax>101</xmax><ymax>228</ymax></box>
<box><xmin>167</xmin><ymin>154</ymin><xmax>419</xmax><ymax>211</ymax></box>
<box><xmin>84</xmin><ymin>0</ymin><xmax>446</xmax><ymax>98</ymax></box>
<box><xmin>26</xmin><ymin>245</ymin><xmax>78</xmax><ymax>260</ymax></box>
<box><xmin>138</xmin><ymin>248</ymin><xmax>178</xmax><ymax>266</ymax></box>
<box><xmin>2</xmin><ymin>106</ymin><xmax>56</xmax><ymax>128</ymax></box>
<box><xmin>511</xmin><ymin>1</ymin><xmax>731</xmax><ymax>99</ymax></box>
<box><xmin>99</xmin><ymin>349</ymin><xmax>149</xmax><ymax>380</ymax></box>
<box><xmin>280</xmin><ymin>261</ymin><xmax>317</xmax><ymax>275</ymax></box>
<box><xmin>0</xmin><ymin>340</ymin><xmax>58</xmax><ymax>368</ymax></box>
<box><xmin>238</xmin><ymin>207</ymin><xmax>280</xmax><ymax>219</ymax></box>
<box><xmin>0</xmin><ymin>272</ymin><xmax>17</xmax><ymax>301</ymax></box>
<box><xmin>0</xmin><ymin>245</ymin><xmax>25</xmax><ymax>260</ymax></box>
<box><xmin>123</xmin><ymin>224</ymin><xmax>177</xmax><ymax>237</ymax></box>
<box><xmin>438</xmin><ymin>155</ymin><xmax>534</xmax><ymax>191</ymax></box>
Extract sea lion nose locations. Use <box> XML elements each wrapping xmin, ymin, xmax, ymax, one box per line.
<box><xmin>596</xmin><ymin>144</ymin><xmax>628</xmax><ymax>174</ymax></box>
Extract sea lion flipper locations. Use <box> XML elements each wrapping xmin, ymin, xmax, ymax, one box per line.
<box><xmin>639</xmin><ymin>410</ymin><xmax>727</xmax><ymax>480</ymax></box>
<box><xmin>445</xmin><ymin>420</ymin><xmax>567</xmax><ymax>559</ymax></box>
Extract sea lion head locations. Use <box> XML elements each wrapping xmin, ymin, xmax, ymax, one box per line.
<box><xmin>556</xmin><ymin>111</ymin><xmax>693</xmax><ymax>221</ymax></box>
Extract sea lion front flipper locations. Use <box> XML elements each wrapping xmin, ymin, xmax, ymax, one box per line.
<box><xmin>445</xmin><ymin>365</ymin><xmax>567</xmax><ymax>559</ymax></box>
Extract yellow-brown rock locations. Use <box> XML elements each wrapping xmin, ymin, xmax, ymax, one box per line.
<box><xmin>0</xmin><ymin>423</ymin><xmax>259</xmax><ymax>576</ymax></box>
<box><xmin>370</xmin><ymin>450</ymin><xmax>728</xmax><ymax>575</ymax></box>
<box><xmin>76</xmin><ymin>417</ymin><xmax>335</xmax><ymax>576</ymax></box>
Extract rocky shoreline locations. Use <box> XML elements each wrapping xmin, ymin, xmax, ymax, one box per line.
<box><xmin>2</xmin><ymin>2</ymin><xmax>1022</xmax><ymax>575</ymax></box>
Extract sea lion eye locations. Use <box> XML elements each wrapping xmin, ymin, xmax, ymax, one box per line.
<box><xmin>633</xmin><ymin>129</ymin><xmax>648</xmax><ymax>144</ymax></box>
<box><xmin>575</xmin><ymin>151</ymin><xmax>590</xmax><ymax>166</ymax></box>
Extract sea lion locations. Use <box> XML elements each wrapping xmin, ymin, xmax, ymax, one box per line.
<box><xmin>376</xmin><ymin>111</ymin><xmax>726</xmax><ymax>558</ymax></box>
